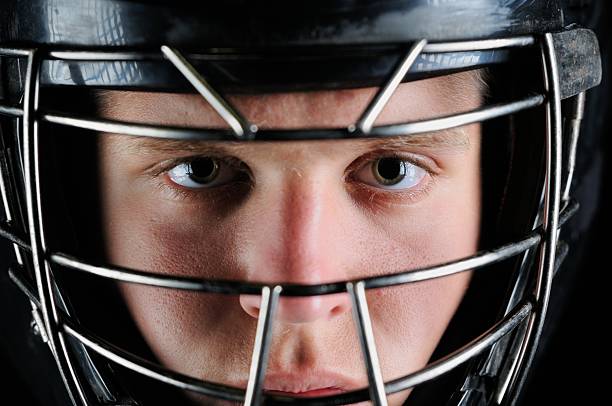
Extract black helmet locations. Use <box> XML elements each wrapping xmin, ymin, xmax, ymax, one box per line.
<box><xmin>0</xmin><ymin>1</ymin><xmax>604</xmax><ymax>405</ymax></box>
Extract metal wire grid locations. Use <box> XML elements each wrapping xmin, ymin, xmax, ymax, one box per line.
<box><xmin>0</xmin><ymin>34</ymin><xmax>563</xmax><ymax>406</ymax></box>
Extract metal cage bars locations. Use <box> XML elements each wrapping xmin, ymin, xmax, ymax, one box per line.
<box><xmin>20</xmin><ymin>48</ymin><xmax>89</xmax><ymax>405</ymax></box>
<box><xmin>0</xmin><ymin>34</ymin><xmax>562</xmax><ymax>406</ymax></box>
<box><xmin>48</xmin><ymin>222</ymin><xmax>544</xmax><ymax>295</ymax></box>
<box><xmin>7</xmin><ymin>262</ymin><xmax>534</xmax><ymax>405</ymax></box>
<box><xmin>502</xmin><ymin>33</ymin><xmax>563</xmax><ymax>406</ymax></box>
<box><xmin>354</xmin><ymin>39</ymin><xmax>428</xmax><ymax>134</ymax></box>
<box><xmin>160</xmin><ymin>45</ymin><xmax>257</xmax><ymax>139</ymax></box>
<box><xmin>347</xmin><ymin>281</ymin><xmax>387</xmax><ymax>405</ymax></box>
<box><xmin>39</xmin><ymin>94</ymin><xmax>544</xmax><ymax>141</ymax></box>
<box><xmin>2</xmin><ymin>36</ymin><xmax>540</xmax><ymax>140</ymax></box>
<box><xmin>39</xmin><ymin>36</ymin><xmax>534</xmax><ymax>61</ymax></box>
<box><xmin>0</xmin><ymin>198</ymin><xmax>578</xmax><ymax>296</ymax></box>
<box><xmin>244</xmin><ymin>286</ymin><xmax>282</xmax><ymax>406</ymax></box>
<box><xmin>0</xmin><ymin>197</ymin><xmax>577</xmax><ymax>297</ymax></box>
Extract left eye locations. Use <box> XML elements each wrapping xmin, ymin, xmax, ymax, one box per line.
<box><xmin>167</xmin><ymin>157</ymin><xmax>241</xmax><ymax>189</ymax></box>
<box><xmin>354</xmin><ymin>157</ymin><xmax>426</xmax><ymax>190</ymax></box>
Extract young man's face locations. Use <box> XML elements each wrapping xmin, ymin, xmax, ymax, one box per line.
<box><xmin>97</xmin><ymin>71</ymin><xmax>483</xmax><ymax>405</ymax></box>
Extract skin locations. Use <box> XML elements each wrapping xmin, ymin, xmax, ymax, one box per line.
<box><xmin>97</xmin><ymin>71</ymin><xmax>483</xmax><ymax>405</ymax></box>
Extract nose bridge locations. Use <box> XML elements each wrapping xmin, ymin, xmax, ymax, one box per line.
<box><xmin>239</xmin><ymin>171</ymin><xmax>351</xmax><ymax>323</ymax></box>
<box><xmin>283</xmin><ymin>174</ymin><xmax>329</xmax><ymax>283</ymax></box>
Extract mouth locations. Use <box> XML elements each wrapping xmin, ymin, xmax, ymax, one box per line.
<box><xmin>261</xmin><ymin>371</ymin><xmax>360</xmax><ymax>398</ymax></box>
<box><xmin>265</xmin><ymin>387</ymin><xmax>346</xmax><ymax>398</ymax></box>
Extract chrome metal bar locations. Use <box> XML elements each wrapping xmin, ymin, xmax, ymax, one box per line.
<box><xmin>57</xmin><ymin>328</ymin><xmax>90</xmax><ymax>406</ymax></box>
<box><xmin>355</xmin><ymin>40</ymin><xmax>427</xmax><ymax>134</ymax></box>
<box><xmin>506</xmin><ymin>33</ymin><xmax>563</xmax><ymax>406</ymax></box>
<box><xmin>48</xmin><ymin>201</ymin><xmax>578</xmax><ymax>299</ymax></box>
<box><xmin>266</xmin><ymin>300</ymin><xmax>532</xmax><ymax>405</ymax></box>
<box><xmin>0</xmin><ymin>143</ymin><xmax>42</xmax><ymax>358</ymax></box>
<box><xmin>562</xmin><ymin>91</ymin><xmax>586</xmax><ymax>202</ymax></box>
<box><xmin>364</xmin><ymin>233</ymin><xmax>541</xmax><ymax>290</ymax></box>
<box><xmin>348</xmin><ymin>281</ymin><xmax>388</xmax><ymax>406</ymax></box>
<box><xmin>0</xmin><ymin>47</ymin><xmax>34</xmax><ymax>57</ymax></box>
<box><xmin>492</xmin><ymin>312</ymin><xmax>529</xmax><ymax>405</ymax></box>
<box><xmin>31</xmin><ymin>306</ymin><xmax>50</xmax><ymax>344</ymax></box>
<box><xmin>27</xmin><ymin>202</ymin><xmax>581</xmax><ymax>276</ymax></box>
<box><xmin>0</xmin><ymin>152</ymin><xmax>27</xmax><ymax>263</ymax></box>
<box><xmin>0</xmin><ymin>104</ymin><xmax>24</xmax><ymax>117</ymax></box>
<box><xmin>244</xmin><ymin>286</ymin><xmax>281</xmax><ymax>406</ymax></box>
<box><xmin>51</xmin><ymin>252</ymin><xmax>226</xmax><ymax>291</ymax></box>
<box><xmin>369</xmin><ymin>95</ymin><xmax>544</xmax><ymax>137</ymax></box>
<box><xmin>61</xmin><ymin>317</ymin><xmax>245</xmax><ymax>402</ymax></box>
<box><xmin>492</xmin><ymin>239</ymin><xmax>568</xmax><ymax>405</ymax></box>
<box><xmin>554</xmin><ymin>198</ymin><xmax>578</xmax><ymax>229</ymax></box>
<box><xmin>40</xmin><ymin>94</ymin><xmax>544</xmax><ymax>141</ymax></box>
<box><xmin>38</xmin><ymin>81</ymin><xmax>91</xmax><ymax>406</ymax></box>
<box><xmin>0</xmin><ymin>221</ymin><xmax>31</xmax><ymax>250</ymax></box>
<box><xmin>0</xmin><ymin>158</ymin><xmax>17</xmax><ymax>231</ymax></box>
<box><xmin>8</xmin><ymin>267</ymin><xmax>41</xmax><ymax>309</ymax></box>
<box><xmin>42</xmin><ymin>112</ymin><xmax>233</xmax><ymax>140</ymax></box>
<box><xmin>50</xmin><ymin>225</ymin><xmax>542</xmax><ymax>296</ymax></box>
<box><xmin>41</xmin><ymin>36</ymin><xmax>533</xmax><ymax>62</ymax></box>
<box><xmin>161</xmin><ymin>45</ymin><xmax>256</xmax><ymax>139</ymax></box>
<box><xmin>22</xmin><ymin>49</ymin><xmax>85</xmax><ymax>405</ymax></box>
<box><xmin>47</xmin><ymin>50</ymin><xmax>160</xmax><ymax>61</ymax></box>
<box><xmin>22</xmin><ymin>47</ymin><xmax>54</xmax><ymax>351</ymax></box>
<box><xmin>423</xmin><ymin>36</ymin><xmax>534</xmax><ymax>53</ymax></box>
<box><xmin>385</xmin><ymin>301</ymin><xmax>532</xmax><ymax>394</ymax></box>
<box><xmin>61</xmin><ymin>294</ymin><xmax>532</xmax><ymax>405</ymax></box>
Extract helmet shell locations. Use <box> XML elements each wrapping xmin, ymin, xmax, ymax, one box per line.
<box><xmin>1</xmin><ymin>0</ymin><xmax>564</xmax><ymax>48</ymax></box>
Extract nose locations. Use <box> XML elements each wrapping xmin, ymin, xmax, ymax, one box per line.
<box><xmin>238</xmin><ymin>173</ymin><xmax>353</xmax><ymax>324</ymax></box>
<box><xmin>240</xmin><ymin>293</ymin><xmax>351</xmax><ymax>323</ymax></box>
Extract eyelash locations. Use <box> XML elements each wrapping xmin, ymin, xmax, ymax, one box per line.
<box><xmin>345</xmin><ymin>152</ymin><xmax>437</xmax><ymax>207</ymax></box>
<box><xmin>151</xmin><ymin>151</ymin><xmax>438</xmax><ymax>205</ymax></box>
<box><xmin>149</xmin><ymin>155</ymin><xmax>252</xmax><ymax>201</ymax></box>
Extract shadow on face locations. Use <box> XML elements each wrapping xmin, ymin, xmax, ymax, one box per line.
<box><xmin>49</xmin><ymin>70</ymin><xmax>485</xmax><ymax>405</ymax></box>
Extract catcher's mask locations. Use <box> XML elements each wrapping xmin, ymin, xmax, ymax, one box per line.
<box><xmin>0</xmin><ymin>1</ymin><xmax>603</xmax><ymax>405</ymax></box>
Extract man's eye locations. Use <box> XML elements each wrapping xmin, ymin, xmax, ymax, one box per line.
<box><xmin>355</xmin><ymin>157</ymin><xmax>426</xmax><ymax>190</ymax></box>
<box><xmin>167</xmin><ymin>157</ymin><xmax>241</xmax><ymax>189</ymax></box>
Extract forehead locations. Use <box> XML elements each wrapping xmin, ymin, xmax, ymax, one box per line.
<box><xmin>96</xmin><ymin>70</ymin><xmax>485</xmax><ymax>129</ymax></box>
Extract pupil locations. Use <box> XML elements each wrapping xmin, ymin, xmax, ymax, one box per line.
<box><xmin>376</xmin><ymin>158</ymin><xmax>405</xmax><ymax>183</ymax></box>
<box><xmin>189</xmin><ymin>158</ymin><xmax>217</xmax><ymax>183</ymax></box>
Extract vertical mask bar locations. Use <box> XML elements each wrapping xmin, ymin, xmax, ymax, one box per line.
<box><xmin>354</xmin><ymin>39</ymin><xmax>427</xmax><ymax>134</ymax></box>
<box><xmin>22</xmin><ymin>50</ymin><xmax>86</xmax><ymax>405</ymax></box>
<box><xmin>46</xmin><ymin>262</ymin><xmax>92</xmax><ymax>405</ymax></box>
<box><xmin>161</xmin><ymin>46</ymin><xmax>256</xmax><ymax>140</ymax></box>
<box><xmin>244</xmin><ymin>286</ymin><xmax>281</xmax><ymax>406</ymax></box>
<box><xmin>562</xmin><ymin>91</ymin><xmax>586</xmax><ymax>203</ymax></box>
<box><xmin>347</xmin><ymin>281</ymin><xmax>388</xmax><ymax>406</ymax></box>
<box><xmin>0</xmin><ymin>111</ymin><xmax>39</xmax><ymax>330</ymax></box>
<box><xmin>0</xmin><ymin>154</ymin><xmax>25</xmax><ymax>265</ymax></box>
<box><xmin>506</xmin><ymin>33</ymin><xmax>563</xmax><ymax>406</ymax></box>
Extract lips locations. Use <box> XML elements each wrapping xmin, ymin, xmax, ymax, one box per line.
<box><xmin>262</xmin><ymin>371</ymin><xmax>361</xmax><ymax>397</ymax></box>
<box><xmin>265</xmin><ymin>387</ymin><xmax>346</xmax><ymax>398</ymax></box>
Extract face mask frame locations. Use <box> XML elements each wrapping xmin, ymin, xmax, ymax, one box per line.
<box><xmin>0</xmin><ymin>28</ymin><xmax>601</xmax><ymax>406</ymax></box>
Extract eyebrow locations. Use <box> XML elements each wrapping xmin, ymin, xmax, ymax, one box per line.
<box><xmin>107</xmin><ymin>127</ymin><xmax>471</xmax><ymax>157</ymax></box>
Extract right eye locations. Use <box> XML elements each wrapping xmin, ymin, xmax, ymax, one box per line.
<box><xmin>167</xmin><ymin>157</ymin><xmax>242</xmax><ymax>189</ymax></box>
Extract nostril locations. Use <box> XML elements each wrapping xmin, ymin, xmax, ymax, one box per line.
<box><xmin>240</xmin><ymin>292</ymin><xmax>351</xmax><ymax>322</ymax></box>
<box><xmin>330</xmin><ymin>305</ymin><xmax>345</xmax><ymax>318</ymax></box>
<box><xmin>239</xmin><ymin>294</ymin><xmax>262</xmax><ymax>319</ymax></box>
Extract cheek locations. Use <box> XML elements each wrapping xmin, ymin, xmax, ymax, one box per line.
<box><xmin>361</xmin><ymin>201</ymin><xmax>477</xmax><ymax>377</ymax></box>
<box><xmin>118</xmin><ymin>282</ymin><xmax>254</xmax><ymax>372</ymax></box>
<box><xmin>367</xmin><ymin>273</ymin><xmax>472</xmax><ymax>378</ymax></box>
<box><xmin>102</xmin><ymin>188</ymin><xmax>244</xmax><ymax>278</ymax></box>
<box><xmin>100</xmin><ymin>131</ymin><xmax>481</xmax><ymax>386</ymax></box>
<box><xmin>361</xmin><ymin>146</ymin><xmax>480</xmax><ymax>378</ymax></box>
<box><xmin>101</xmin><ymin>186</ymin><xmax>256</xmax><ymax>378</ymax></box>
